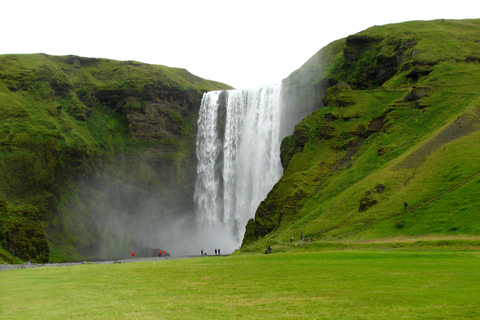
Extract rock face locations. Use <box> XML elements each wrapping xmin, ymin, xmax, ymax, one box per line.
<box><xmin>0</xmin><ymin>53</ymin><xmax>231</xmax><ymax>261</ymax></box>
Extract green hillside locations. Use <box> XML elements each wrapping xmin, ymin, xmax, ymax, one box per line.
<box><xmin>0</xmin><ymin>53</ymin><xmax>231</xmax><ymax>262</ymax></box>
<box><xmin>242</xmin><ymin>19</ymin><xmax>480</xmax><ymax>250</ymax></box>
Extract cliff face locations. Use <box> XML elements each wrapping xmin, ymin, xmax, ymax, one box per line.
<box><xmin>0</xmin><ymin>54</ymin><xmax>231</xmax><ymax>262</ymax></box>
<box><xmin>242</xmin><ymin>19</ymin><xmax>480</xmax><ymax>249</ymax></box>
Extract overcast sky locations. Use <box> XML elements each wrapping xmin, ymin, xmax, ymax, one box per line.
<box><xmin>2</xmin><ymin>0</ymin><xmax>478</xmax><ymax>89</ymax></box>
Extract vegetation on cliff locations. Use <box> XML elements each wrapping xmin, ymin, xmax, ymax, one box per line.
<box><xmin>0</xmin><ymin>198</ymin><xmax>49</xmax><ymax>263</ymax></box>
<box><xmin>0</xmin><ymin>53</ymin><xmax>231</xmax><ymax>262</ymax></box>
<box><xmin>242</xmin><ymin>19</ymin><xmax>480</xmax><ymax>250</ymax></box>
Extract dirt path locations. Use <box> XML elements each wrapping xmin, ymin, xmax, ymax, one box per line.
<box><xmin>0</xmin><ymin>255</ymin><xmax>208</xmax><ymax>272</ymax></box>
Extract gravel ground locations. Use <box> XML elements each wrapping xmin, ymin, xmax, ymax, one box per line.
<box><xmin>0</xmin><ymin>255</ymin><xmax>210</xmax><ymax>272</ymax></box>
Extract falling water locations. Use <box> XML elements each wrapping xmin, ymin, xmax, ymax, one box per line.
<box><xmin>194</xmin><ymin>84</ymin><xmax>283</xmax><ymax>251</ymax></box>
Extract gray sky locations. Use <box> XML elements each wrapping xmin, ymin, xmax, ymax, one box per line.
<box><xmin>2</xmin><ymin>0</ymin><xmax>478</xmax><ymax>89</ymax></box>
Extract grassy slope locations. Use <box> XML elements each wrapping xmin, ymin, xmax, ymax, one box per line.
<box><xmin>1</xmin><ymin>251</ymin><xmax>480</xmax><ymax>319</ymax></box>
<box><xmin>243</xmin><ymin>19</ymin><xmax>480</xmax><ymax>251</ymax></box>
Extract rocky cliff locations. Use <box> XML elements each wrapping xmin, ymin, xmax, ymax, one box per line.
<box><xmin>0</xmin><ymin>54</ymin><xmax>231</xmax><ymax>262</ymax></box>
<box><xmin>242</xmin><ymin>19</ymin><xmax>480</xmax><ymax>249</ymax></box>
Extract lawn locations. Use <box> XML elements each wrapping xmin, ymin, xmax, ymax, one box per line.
<box><xmin>1</xmin><ymin>250</ymin><xmax>479</xmax><ymax>319</ymax></box>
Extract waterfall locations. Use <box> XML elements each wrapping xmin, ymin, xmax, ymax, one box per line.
<box><xmin>194</xmin><ymin>84</ymin><xmax>283</xmax><ymax>250</ymax></box>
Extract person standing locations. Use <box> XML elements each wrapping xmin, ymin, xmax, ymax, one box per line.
<box><xmin>215</xmin><ymin>249</ymin><xmax>217</xmax><ymax>255</ymax></box>
<box><xmin>201</xmin><ymin>249</ymin><xmax>203</xmax><ymax>256</ymax></box>
<box><xmin>301</xmin><ymin>232</ymin><xmax>303</xmax><ymax>240</ymax></box>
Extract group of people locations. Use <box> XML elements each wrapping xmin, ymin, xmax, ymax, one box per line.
<box><xmin>158</xmin><ymin>250</ymin><xmax>166</xmax><ymax>257</ymax></box>
<box><xmin>200</xmin><ymin>249</ymin><xmax>221</xmax><ymax>256</ymax></box>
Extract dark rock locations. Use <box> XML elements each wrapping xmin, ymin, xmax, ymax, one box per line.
<box><xmin>280</xmin><ymin>135</ymin><xmax>303</xmax><ymax>170</ymax></box>
<box><xmin>318</xmin><ymin>122</ymin><xmax>339</xmax><ymax>140</ymax></box>
<box><xmin>376</xmin><ymin>184</ymin><xmax>385</xmax><ymax>193</ymax></box>
<box><xmin>293</xmin><ymin>125</ymin><xmax>309</xmax><ymax>146</ymax></box>
<box><xmin>466</xmin><ymin>55</ymin><xmax>480</xmax><ymax>63</ymax></box>
<box><xmin>358</xmin><ymin>197</ymin><xmax>377</xmax><ymax>212</ymax></box>
<box><xmin>322</xmin><ymin>81</ymin><xmax>354</xmax><ymax>107</ymax></box>
<box><xmin>324</xmin><ymin>113</ymin><xmax>338</xmax><ymax>122</ymax></box>
<box><xmin>318</xmin><ymin>78</ymin><xmax>338</xmax><ymax>90</ymax></box>
<box><xmin>75</xmin><ymin>114</ymin><xmax>86</xmax><ymax>121</ymax></box>
<box><xmin>403</xmin><ymin>87</ymin><xmax>431</xmax><ymax>102</ymax></box>
<box><xmin>368</xmin><ymin>116</ymin><xmax>385</xmax><ymax>133</ymax></box>
<box><xmin>241</xmin><ymin>219</ymin><xmax>257</xmax><ymax>247</ymax></box>
<box><xmin>406</xmin><ymin>66</ymin><xmax>433</xmax><ymax>80</ymax></box>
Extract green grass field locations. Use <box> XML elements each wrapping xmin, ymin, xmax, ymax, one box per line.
<box><xmin>1</xmin><ymin>250</ymin><xmax>479</xmax><ymax>319</ymax></box>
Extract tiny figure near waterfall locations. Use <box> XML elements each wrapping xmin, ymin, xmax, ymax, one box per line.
<box><xmin>201</xmin><ymin>249</ymin><xmax>203</xmax><ymax>256</ymax></box>
<box><xmin>158</xmin><ymin>251</ymin><xmax>161</xmax><ymax>258</ymax></box>
<box><xmin>215</xmin><ymin>249</ymin><xmax>217</xmax><ymax>255</ymax></box>
<box><xmin>301</xmin><ymin>232</ymin><xmax>303</xmax><ymax>240</ymax></box>
<box><xmin>404</xmin><ymin>201</ymin><xmax>408</xmax><ymax>210</ymax></box>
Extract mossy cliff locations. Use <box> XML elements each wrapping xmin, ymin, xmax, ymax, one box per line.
<box><xmin>0</xmin><ymin>198</ymin><xmax>49</xmax><ymax>263</ymax></box>
<box><xmin>242</xmin><ymin>19</ymin><xmax>480</xmax><ymax>249</ymax></box>
<box><xmin>0</xmin><ymin>54</ymin><xmax>231</xmax><ymax>261</ymax></box>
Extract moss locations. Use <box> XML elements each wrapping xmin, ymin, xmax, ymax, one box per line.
<box><xmin>0</xmin><ymin>198</ymin><xmax>49</xmax><ymax>263</ymax></box>
<box><xmin>322</xmin><ymin>81</ymin><xmax>354</xmax><ymax>107</ymax></box>
<box><xmin>280</xmin><ymin>135</ymin><xmax>300</xmax><ymax>170</ymax></box>
<box><xmin>241</xmin><ymin>219</ymin><xmax>257</xmax><ymax>247</ymax></box>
